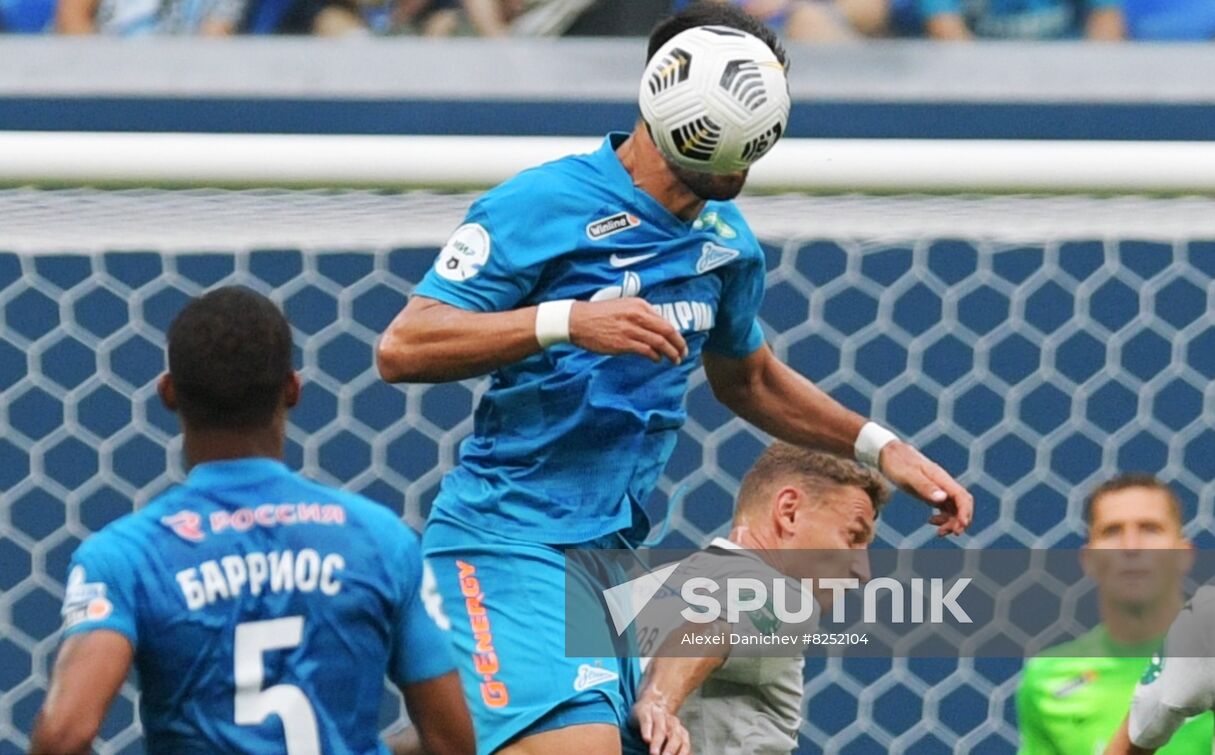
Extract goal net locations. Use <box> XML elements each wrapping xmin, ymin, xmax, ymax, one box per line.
<box><xmin>4</xmin><ymin>187</ymin><xmax>1215</xmax><ymax>753</ymax></box>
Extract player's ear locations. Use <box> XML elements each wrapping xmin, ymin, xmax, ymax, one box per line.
<box><xmin>773</xmin><ymin>486</ymin><xmax>800</xmax><ymax>535</ymax></box>
<box><xmin>284</xmin><ymin>372</ymin><xmax>301</xmax><ymax>409</ymax></box>
<box><xmin>158</xmin><ymin>373</ymin><xmax>178</xmax><ymax>412</ymax></box>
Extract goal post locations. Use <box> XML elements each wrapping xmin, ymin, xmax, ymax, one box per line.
<box><xmin>2</xmin><ymin>132</ymin><xmax>1215</xmax><ymax>193</ymax></box>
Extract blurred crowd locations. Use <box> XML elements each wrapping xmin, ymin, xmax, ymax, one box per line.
<box><xmin>0</xmin><ymin>0</ymin><xmax>1212</xmax><ymax>41</ymax></box>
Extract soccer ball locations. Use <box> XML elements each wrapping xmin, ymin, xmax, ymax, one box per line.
<box><xmin>639</xmin><ymin>25</ymin><xmax>791</xmax><ymax>176</ymax></box>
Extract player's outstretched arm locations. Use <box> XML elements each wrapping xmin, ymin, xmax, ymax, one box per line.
<box><xmin>29</xmin><ymin>631</ymin><xmax>133</xmax><ymax>755</ymax></box>
<box><xmin>378</xmin><ymin>296</ymin><xmax>545</xmax><ymax>383</ymax></box>
<box><xmin>631</xmin><ymin>620</ymin><xmax>726</xmax><ymax>755</ymax></box>
<box><xmin>632</xmin><ymin>661</ymin><xmax>709</xmax><ymax>755</ymax></box>
<box><xmin>393</xmin><ymin>672</ymin><xmax>476</xmax><ymax>755</ymax></box>
<box><xmin>377</xmin><ymin>296</ymin><xmax>688</xmax><ymax>383</ymax></box>
<box><xmin>632</xmin><ymin>656</ymin><xmax>705</xmax><ymax>755</ymax></box>
<box><xmin>703</xmin><ymin>345</ymin><xmax>973</xmax><ymax>535</ymax></box>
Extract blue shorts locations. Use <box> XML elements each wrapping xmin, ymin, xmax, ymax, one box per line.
<box><xmin>422</xmin><ymin>509</ymin><xmax>643</xmax><ymax>754</ymax></box>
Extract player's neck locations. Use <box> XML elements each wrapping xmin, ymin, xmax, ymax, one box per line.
<box><xmin>617</xmin><ymin>126</ymin><xmax>706</xmax><ymax>221</ymax></box>
<box><xmin>729</xmin><ymin>523</ymin><xmax>776</xmax><ymax>551</ymax></box>
<box><xmin>182</xmin><ymin>427</ymin><xmax>285</xmax><ymax>469</ymax></box>
<box><xmin>1102</xmin><ymin>591</ymin><xmax>1184</xmax><ymax>647</ymax></box>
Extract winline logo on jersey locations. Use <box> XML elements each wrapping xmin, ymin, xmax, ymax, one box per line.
<box><xmin>586</xmin><ymin>212</ymin><xmax>641</xmax><ymax>240</ymax></box>
<box><xmin>562</xmin><ymin>547</ymin><xmax>1208</xmax><ymax>659</ymax></box>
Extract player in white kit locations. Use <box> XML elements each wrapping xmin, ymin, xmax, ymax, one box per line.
<box><xmin>1106</xmin><ymin>586</ymin><xmax>1215</xmax><ymax>753</ymax></box>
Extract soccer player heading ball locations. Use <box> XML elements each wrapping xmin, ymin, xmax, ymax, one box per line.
<box><xmin>377</xmin><ymin>3</ymin><xmax>974</xmax><ymax>753</ymax></box>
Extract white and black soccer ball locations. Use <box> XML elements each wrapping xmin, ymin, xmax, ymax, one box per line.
<box><xmin>639</xmin><ymin>25</ymin><xmax>791</xmax><ymax>175</ymax></box>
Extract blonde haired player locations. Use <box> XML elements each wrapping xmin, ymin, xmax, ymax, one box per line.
<box><xmin>632</xmin><ymin>445</ymin><xmax>889</xmax><ymax>755</ymax></box>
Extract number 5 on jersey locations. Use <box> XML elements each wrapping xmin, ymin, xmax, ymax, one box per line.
<box><xmin>234</xmin><ymin>617</ymin><xmax>321</xmax><ymax>754</ymax></box>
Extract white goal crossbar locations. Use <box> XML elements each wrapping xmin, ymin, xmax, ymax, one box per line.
<box><xmin>3</xmin><ymin>132</ymin><xmax>1215</xmax><ymax>193</ymax></box>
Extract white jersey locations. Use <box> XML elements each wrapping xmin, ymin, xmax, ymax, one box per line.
<box><xmin>1129</xmin><ymin>585</ymin><xmax>1215</xmax><ymax>752</ymax></box>
<box><xmin>637</xmin><ymin>538</ymin><xmax>814</xmax><ymax>755</ymax></box>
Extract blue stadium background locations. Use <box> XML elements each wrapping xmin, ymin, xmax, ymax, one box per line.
<box><xmin>4</xmin><ymin>234</ymin><xmax>1215</xmax><ymax>752</ymax></box>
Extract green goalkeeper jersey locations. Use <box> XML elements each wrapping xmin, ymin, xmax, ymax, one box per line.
<box><xmin>1017</xmin><ymin>625</ymin><xmax>1214</xmax><ymax>754</ymax></box>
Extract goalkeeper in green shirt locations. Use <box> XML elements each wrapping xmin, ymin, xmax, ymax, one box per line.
<box><xmin>1017</xmin><ymin>474</ymin><xmax>1212</xmax><ymax>754</ymax></box>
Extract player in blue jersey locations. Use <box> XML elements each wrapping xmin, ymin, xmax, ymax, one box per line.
<box><xmin>30</xmin><ymin>287</ymin><xmax>474</xmax><ymax>755</ymax></box>
<box><xmin>376</xmin><ymin>5</ymin><xmax>973</xmax><ymax>754</ymax></box>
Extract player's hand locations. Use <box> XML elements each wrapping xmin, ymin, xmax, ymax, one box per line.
<box><xmin>569</xmin><ymin>299</ymin><xmax>689</xmax><ymax>365</ymax></box>
<box><xmin>632</xmin><ymin>695</ymin><xmax>692</xmax><ymax>755</ymax></box>
<box><xmin>879</xmin><ymin>440</ymin><xmax>973</xmax><ymax>537</ymax></box>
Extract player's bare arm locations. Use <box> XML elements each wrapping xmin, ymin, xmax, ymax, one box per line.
<box><xmin>388</xmin><ymin>672</ymin><xmax>475</xmax><ymax>755</ymax></box>
<box><xmin>632</xmin><ymin>618</ymin><xmax>727</xmax><ymax>755</ymax></box>
<box><xmin>1086</xmin><ymin>6</ymin><xmax>1126</xmax><ymax>40</ymax></box>
<box><xmin>54</xmin><ymin>0</ymin><xmax>99</xmax><ymax>34</ymax></box>
<box><xmin>377</xmin><ymin>295</ymin><xmax>688</xmax><ymax>383</ymax></box>
<box><xmin>703</xmin><ymin>345</ymin><xmax>973</xmax><ymax>535</ymax></box>
<box><xmin>631</xmin><ymin>666</ymin><xmax>699</xmax><ymax>755</ymax></box>
<box><xmin>29</xmin><ymin>631</ymin><xmax>133</xmax><ymax>755</ymax></box>
<box><xmin>633</xmin><ymin>656</ymin><xmax>719</xmax><ymax>755</ymax></box>
<box><xmin>1106</xmin><ymin>718</ymin><xmax>1156</xmax><ymax>754</ymax></box>
<box><xmin>923</xmin><ymin>13</ymin><xmax>973</xmax><ymax>39</ymax></box>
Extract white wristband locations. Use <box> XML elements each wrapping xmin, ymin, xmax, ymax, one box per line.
<box><xmin>535</xmin><ymin>299</ymin><xmax>575</xmax><ymax>348</ymax></box>
<box><xmin>854</xmin><ymin>421</ymin><xmax>898</xmax><ymax>470</ymax></box>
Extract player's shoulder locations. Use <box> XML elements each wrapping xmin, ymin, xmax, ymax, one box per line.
<box><xmin>476</xmin><ymin>144</ymin><xmax>609</xmax><ymax>221</ymax></box>
<box><xmin>78</xmin><ymin>484</ymin><xmax>193</xmax><ymax>557</ymax></box>
<box><xmin>1025</xmin><ymin>625</ymin><xmax>1107</xmax><ymax>672</ymax></box>
<box><xmin>290</xmin><ymin>473</ymin><xmax>406</xmax><ymax>525</ymax></box>
<box><xmin>1018</xmin><ymin>650</ymin><xmax>1058</xmax><ymax>686</ymax></box>
<box><xmin>289</xmin><ymin>473</ymin><xmax>417</xmax><ymax>546</ymax></box>
<box><xmin>700</xmin><ymin>201</ymin><xmax>765</xmax><ymax>260</ymax></box>
<box><xmin>73</xmin><ymin>518</ymin><xmax>140</xmax><ymax>564</ymax></box>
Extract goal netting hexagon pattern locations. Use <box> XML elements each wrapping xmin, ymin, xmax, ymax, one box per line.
<box><xmin>4</xmin><ymin>188</ymin><xmax>1215</xmax><ymax>754</ymax></box>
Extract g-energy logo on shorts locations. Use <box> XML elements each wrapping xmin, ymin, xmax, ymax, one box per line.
<box><xmin>586</xmin><ymin>212</ymin><xmax>641</xmax><ymax>241</ymax></box>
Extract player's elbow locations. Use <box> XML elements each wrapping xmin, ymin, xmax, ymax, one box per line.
<box><xmin>378</xmin><ymin>298</ymin><xmax>450</xmax><ymax>383</ymax></box>
<box><xmin>29</xmin><ymin>710</ymin><xmax>98</xmax><ymax>755</ymax></box>
<box><xmin>377</xmin><ymin>318</ymin><xmax>444</xmax><ymax>383</ymax></box>
<box><xmin>376</xmin><ymin>329</ymin><xmax>420</xmax><ymax>383</ymax></box>
<box><xmin>704</xmin><ymin>353</ymin><xmax>764</xmax><ymax>413</ymax></box>
<box><xmin>707</xmin><ymin>374</ymin><xmax>747</xmax><ymax>409</ymax></box>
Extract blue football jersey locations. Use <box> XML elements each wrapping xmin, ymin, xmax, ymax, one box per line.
<box><xmin>413</xmin><ymin>132</ymin><xmax>767</xmax><ymax>544</ymax></box>
<box><xmin>59</xmin><ymin>458</ymin><xmax>455</xmax><ymax>755</ymax></box>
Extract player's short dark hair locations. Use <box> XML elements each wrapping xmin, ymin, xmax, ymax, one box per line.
<box><xmin>1084</xmin><ymin>473</ymin><xmax>1183</xmax><ymax>528</ymax></box>
<box><xmin>167</xmin><ymin>286</ymin><xmax>293</xmax><ymax>431</ymax></box>
<box><xmin>647</xmin><ymin>2</ymin><xmax>788</xmax><ymax>69</ymax></box>
<box><xmin>736</xmin><ymin>443</ymin><xmax>890</xmax><ymax>518</ymax></box>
